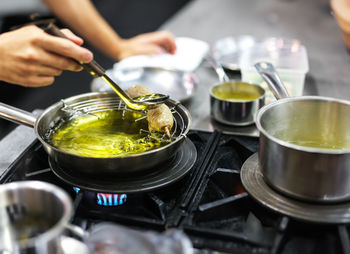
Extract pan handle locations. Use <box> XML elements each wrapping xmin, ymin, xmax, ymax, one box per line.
<box><xmin>254</xmin><ymin>62</ymin><xmax>290</xmax><ymax>100</ymax></box>
<box><xmin>0</xmin><ymin>103</ymin><xmax>36</xmax><ymax>128</ymax></box>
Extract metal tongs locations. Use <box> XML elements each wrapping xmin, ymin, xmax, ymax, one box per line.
<box><xmin>40</xmin><ymin>22</ymin><xmax>169</xmax><ymax>111</ymax></box>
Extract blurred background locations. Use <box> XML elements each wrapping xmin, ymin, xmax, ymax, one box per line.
<box><xmin>0</xmin><ymin>0</ymin><xmax>191</xmax><ymax>138</ymax></box>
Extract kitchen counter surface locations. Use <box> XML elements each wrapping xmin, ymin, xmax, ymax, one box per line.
<box><xmin>160</xmin><ymin>0</ymin><xmax>350</xmax><ymax>131</ymax></box>
<box><xmin>1</xmin><ymin>0</ymin><xmax>349</xmax><ymax>174</ymax></box>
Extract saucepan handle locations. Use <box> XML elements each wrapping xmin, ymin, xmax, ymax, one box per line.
<box><xmin>64</xmin><ymin>223</ymin><xmax>88</xmax><ymax>239</ymax></box>
<box><xmin>205</xmin><ymin>54</ymin><xmax>230</xmax><ymax>83</ymax></box>
<box><xmin>254</xmin><ymin>62</ymin><xmax>290</xmax><ymax>100</ymax></box>
<box><xmin>0</xmin><ymin>102</ymin><xmax>36</xmax><ymax>127</ymax></box>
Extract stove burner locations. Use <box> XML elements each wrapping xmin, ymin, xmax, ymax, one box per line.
<box><xmin>49</xmin><ymin>138</ymin><xmax>197</xmax><ymax>193</ymax></box>
<box><xmin>241</xmin><ymin>153</ymin><xmax>350</xmax><ymax>224</ymax></box>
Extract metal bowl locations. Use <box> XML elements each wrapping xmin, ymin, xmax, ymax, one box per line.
<box><xmin>91</xmin><ymin>67</ymin><xmax>199</xmax><ymax>103</ymax></box>
<box><xmin>210</xmin><ymin>81</ymin><xmax>265</xmax><ymax>126</ymax></box>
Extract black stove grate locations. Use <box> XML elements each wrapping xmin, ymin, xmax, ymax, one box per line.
<box><xmin>1</xmin><ymin>130</ymin><xmax>350</xmax><ymax>254</ymax></box>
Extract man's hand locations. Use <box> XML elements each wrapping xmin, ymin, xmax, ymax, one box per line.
<box><xmin>116</xmin><ymin>31</ymin><xmax>177</xmax><ymax>60</ymax></box>
<box><xmin>0</xmin><ymin>25</ymin><xmax>93</xmax><ymax>87</ymax></box>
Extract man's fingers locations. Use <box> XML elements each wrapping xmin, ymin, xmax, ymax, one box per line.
<box><xmin>18</xmin><ymin>76</ymin><xmax>55</xmax><ymax>87</ymax></box>
<box><xmin>42</xmin><ymin>53</ymin><xmax>83</xmax><ymax>71</ymax></box>
<box><xmin>24</xmin><ymin>48</ymin><xmax>83</xmax><ymax>72</ymax></box>
<box><xmin>141</xmin><ymin>31</ymin><xmax>177</xmax><ymax>54</ymax></box>
<box><xmin>60</xmin><ymin>29</ymin><xmax>84</xmax><ymax>46</ymax></box>
<box><xmin>154</xmin><ymin>31</ymin><xmax>177</xmax><ymax>54</ymax></box>
<box><xmin>35</xmin><ymin>65</ymin><xmax>63</xmax><ymax>76</ymax></box>
<box><xmin>36</xmin><ymin>34</ymin><xmax>93</xmax><ymax>63</ymax></box>
<box><xmin>19</xmin><ymin>62</ymin><xmax>64</xmax><ymax>76</ymax></box>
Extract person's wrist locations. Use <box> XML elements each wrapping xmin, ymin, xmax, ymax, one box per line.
<box><xmin>112</xmin><ymin>38</ymin><xmax>130</xmax><ymax>61</ymax></box>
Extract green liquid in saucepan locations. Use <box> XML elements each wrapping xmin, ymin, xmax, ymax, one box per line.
<box><xmin>211</xmin><ymin>82</ymin><xmax>264</xmax><ymax>102</ymax></box>
<box><xmin>47</xmin><ymin>110</ymin><xmax>170</xmax><ymax>158</ymax></box>
<box><xmin>273</xmin><ymin>130</ymin><xmax>350</xmax><ymax>150</ymax></box>
<box><xmin>280</xmin><ymin>139</ymin><xmax>350</xmax><ymax>150</ymax></box>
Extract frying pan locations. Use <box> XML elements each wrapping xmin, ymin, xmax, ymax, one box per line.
<box><xmin>0</xmin><ymin>92</ymin><xmax>191</xmax><ymax>175</ymax></box>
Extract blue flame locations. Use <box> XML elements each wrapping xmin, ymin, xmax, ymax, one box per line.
<box><xmin>97</xmin><ymin>193</ymin><xmax>127</xmax><ymax>206</ymax></box>
<box><xmin>73</xmin><ymin>187</ymin><xmax>127</xmax><ymax>206</ymax></box>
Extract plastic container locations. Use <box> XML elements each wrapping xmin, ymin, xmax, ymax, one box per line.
<box><xmin>239</xmin><ymin>42</ymin><xmax>309</xmax><ymax>103</ymax></box>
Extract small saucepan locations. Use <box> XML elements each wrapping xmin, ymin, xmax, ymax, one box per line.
<box><xmin>210</xmin><ymin>81</ymin><xmax>265</xmax><ymax>126</ymax></box>
<box><xmin>255</xmin><ymin>62</ymin><xmax>350</xmax><ymax>203</ymax></box>
<box><xmin>207</xmin><ymin>55</ymin><xmax>265</xmax><ymax>126</ymax></box>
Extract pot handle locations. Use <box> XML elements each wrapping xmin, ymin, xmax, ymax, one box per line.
<box><xmin>64</xmin><ymin>223</ymin><xmax>88</xmax><ymax>239</ymax></box>
<box><xmin>205</xmin><ymin>55</ymin><xmax>230</xmax><ymax>83</ymax></box>
<box><xmin>254</xmin><ymin>62</ymin><xmax>290</xmax><ymax>100</ymax></box>
<box><xmin>59</xmin><ymin>224</ymin><xmax>90</xmax><ymax>253</ymax></box>
<box><xmin>0</xmin><ymin>102</ymin><xmax>36</xmax><ymax>128</ymax></box>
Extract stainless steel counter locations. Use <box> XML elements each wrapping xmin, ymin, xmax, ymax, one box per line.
<box><xmin>160</xmin><ymin>0</ymin><xmax>350</xmax><ymax>131</ymax></box>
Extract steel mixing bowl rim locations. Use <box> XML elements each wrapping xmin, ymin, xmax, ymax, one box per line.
<box><xmin>34</xmin><ymin>92</ymin><xmax>191</xmax><ymax>160</ymax></box>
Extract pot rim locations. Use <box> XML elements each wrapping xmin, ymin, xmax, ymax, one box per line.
<box><xmin>35</xmin><ymin>92</ymin><xmax>191</xmax><ymax>160</ymax></box>
<box><xmin>210</xmin><ymin>81</ymin><xmax>265</xmax><ymax>103</ymax></box>
<box><xmin>256</xmin><ymin>95</ymin><xmax>350</xmax><ymax>154</ymax></box>
<box><xmin>0</xmin><ymin>180</ymin><xmax>72</xmax><ymax>248</ymax></box>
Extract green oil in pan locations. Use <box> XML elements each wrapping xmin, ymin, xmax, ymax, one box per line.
<box><xmin>47</xmin><ymin>110</ymin><xmax>170</xmax><ymax>158</ymax></box>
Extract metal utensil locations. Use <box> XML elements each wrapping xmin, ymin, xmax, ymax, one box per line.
<box><xmin>206</xmin><ymin>55</ymin><xmax>230</xmax><ymax>83</ymax></box>
<box><xmin>254</xmin><ymin>61</ymin><xmax>350</xmax><ymax>203</ymax></box>
<box><xmin>42</xmin><ymin>23</ymin><xmax>169</xmax><ymax>111</ymax></box>
<box><xmin>91</xmin><ymin>67</ymin><xmax>198</xmax><ymax>103</ymax></box>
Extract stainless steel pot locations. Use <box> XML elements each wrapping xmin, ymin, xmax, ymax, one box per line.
<box><xmin>255</xmin><ymin>62</ymin><xmax>350</xmax><ymax>203</ymax></box>
<box><xmin>0</xmin><ymin>92</ymin><xmax>191</xmax><ymax>175</ymax></box>
<box><xmin>0</xmin><ymin>181</ymin><xmax>78</xmax><ymax>254</ymax></box>
<box><xmin>210</xmin><ymin>81</ymin><xmax>265</xmax><ymax>126</ymax></box>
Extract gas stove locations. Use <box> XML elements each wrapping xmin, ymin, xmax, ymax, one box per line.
<box><xmin>1</xmin><ymin>129</ymin><xmax>350</xmax><ymax>254</ymax></box>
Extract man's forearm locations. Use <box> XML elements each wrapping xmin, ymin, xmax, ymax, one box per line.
<box><xmin>44</xmin><ymin>0</ymin><xmax>123</xmax><ymax>60</ymax></box>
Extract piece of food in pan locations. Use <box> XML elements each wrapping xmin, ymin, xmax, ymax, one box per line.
<box><xmin>127</xmin><ymin>85</ymin><xmax>174</xmax><ymax>137</ymax></box>
<box><xmin>127</xmin><ymin>85</ymin><xmax>154</xmax><ymax>99</ymax></box>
